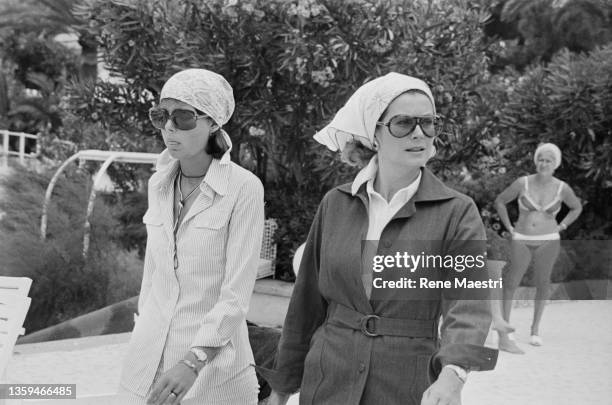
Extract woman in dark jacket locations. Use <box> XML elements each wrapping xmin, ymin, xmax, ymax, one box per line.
<box><xmin>265</xmin><ymin>73</ymin><xmax>498</xmax><ymax>405</ymax></box>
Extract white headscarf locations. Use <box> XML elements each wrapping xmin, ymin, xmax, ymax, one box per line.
<box><xmin>313</xmin><ymin>72</ymin><xmax>436</xmax><ymax>152</ymax></box>
<box><xmin>534</xmin><ymin>143</ymin><xmax>562</xmax><ymax>169</ymax></box>
<box><xmin>160</xmin><ymin>68</ymin><xmax>234</xmax><ymax>152</ymax></box>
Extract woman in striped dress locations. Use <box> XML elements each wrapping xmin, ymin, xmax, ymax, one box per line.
<box><xmin>119</xmin><ymin>69</ymin><xmax>264</xmax><ymax>405</ymax></box>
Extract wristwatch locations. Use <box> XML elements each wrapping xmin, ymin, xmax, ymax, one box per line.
<box><xmin>190</xmin><ymin>347</ymin><xmax>209</xmax><ymax>366</ymax></box>
<box><xmin>445</xmin><ymin>365</ymin><xmax>468</xmax><ymax>384</ymax></box>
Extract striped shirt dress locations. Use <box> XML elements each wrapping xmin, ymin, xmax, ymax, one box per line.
<box><xmin>120</xmin><ymin>150</ymin><xmax>264</xmax><ymax>404</ymax></box>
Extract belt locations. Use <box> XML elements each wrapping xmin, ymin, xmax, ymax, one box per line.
<box><xmin>327</xmin><ymin>303</ymin><xmax>438</xmax><ymax>338</ymax></box>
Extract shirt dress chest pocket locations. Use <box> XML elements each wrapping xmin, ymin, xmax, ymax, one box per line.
<box><xmin>192</xmin><ymin>208</ymin><xmax>231</xmax><ymax>230</ymax></box>
<box><xmin>181</xmin><ymin>208</ymin><xmax>232</xmax><ymax>262</ymax></box>
<box><xmin>142</xmin><ymin>209</ymin><xmax>166</xmax><ymax>251</ymax></box>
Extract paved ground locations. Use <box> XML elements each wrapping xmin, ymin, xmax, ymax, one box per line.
<box><xmin>8</xmin><ymin>300</ymin><xmax>612</xmax><ymax>404</ymax></box>
<box><xmin>463</xmin><ymin>300</ymin><xmax>612</xmax><ymax>405</ymax></box>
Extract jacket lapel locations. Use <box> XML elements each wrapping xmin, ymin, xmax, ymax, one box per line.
<box><xmin>390</xmin><ymin>168</ymin><xmax>455</xmax><ymax>221</ymax></box>
<box><xmin>336</xmin><ymin>183</ymin><xmax>375</xmax><ymax>313</ymax></box>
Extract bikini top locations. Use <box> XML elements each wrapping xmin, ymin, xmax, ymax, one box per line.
<box><xmin>517</xmin><ymin>176</ymin><xmax>564</xmax><ymax>216</ymax></box>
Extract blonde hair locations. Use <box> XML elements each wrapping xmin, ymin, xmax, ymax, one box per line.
<box><xmin>534</xmin><ymin>143</ymin><xmax>562</xmax><ymax>169</ymax></box>
<box><xmin>340</xmin><ymin>140</ymin><xmax>376</xmax><ymax>168</ymax></box>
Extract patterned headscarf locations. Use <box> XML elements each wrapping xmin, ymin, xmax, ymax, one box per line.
<box><xmin>313</xmin><ymin>72</ymin><xmax>436</xmax><ymax>151</ymax></box>
<box><xmin>160</xmin><ymin>68</ymin><xmax>234</xmax><ymax>151</ymax></box>
<box><xmin>534</xmin><ymin>143</ymin><xmax>562</xmax><ymax>169</ymax></box>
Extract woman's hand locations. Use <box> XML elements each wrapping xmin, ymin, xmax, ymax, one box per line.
<box><xmin>420</xmin><ymin>367</ymin><xmax>463</xmax><ymax>405</ymax></box>
<box><xmin>147</xmin><ymin>363</ymin><xmax>198</xmax><ymax>405</ymax></box>
<box><xmin>268</xmin><ymin>390</ymin><xmax>292</xmax><ymax>405</ymax></box>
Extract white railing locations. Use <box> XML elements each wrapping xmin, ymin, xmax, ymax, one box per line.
<box><xmin>0</xmin><ymin>130</ymin><xmax>39</xmax><ymax>167</ymax></box>
<box><xmin>40</xmin><ymin>150</ymin><xmax>160</xmax><ymax>257</ymax></box>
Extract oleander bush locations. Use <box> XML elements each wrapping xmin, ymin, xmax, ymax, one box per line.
<box><xmin>67</xmin><ymin>0</ymin><xmax>499</xmax><ymax>278</ymax></box>
<box><xmin>497</xmin><ymin>44</ymin><xmax>612</xmax><ymax>239</ymax></box>
<box><xmin>484</xmin><ymin>0</ymin><xmax>612</xmax><ymax>71</ymax></box>
<box><xmin>2</xmin><ymin>0</ymin><xmax>609</xmax><ymax>288</ymax></box>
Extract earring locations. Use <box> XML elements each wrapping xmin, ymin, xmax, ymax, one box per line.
<box><xmin>373</xmin><ymin>139</ymin><xmax>379</xmax><ymax>151</ymax></box>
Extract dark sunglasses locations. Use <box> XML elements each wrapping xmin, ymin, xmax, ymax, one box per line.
<box><xmin>149</xmin><ymin>107</ymin><xmax>208</xmax><ymax>131</ymax></box>
<box><xmin>376</xmin><ymin>115</ymin><xmax>439</xmax><ymax>138</ymax></box>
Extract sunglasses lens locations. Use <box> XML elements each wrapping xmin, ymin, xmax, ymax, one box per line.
<box><xmin>389</xmin><ymin>116</ymin><xmax>417</xmax><ymax>138</ymax></box>
<box><xmin>171</xmin><ymin>110</ymin><xmax>198</xmax><ymax>131</ymax></box>
<box><xmin>149</xmin><ymin>108</ymin><xmax>168</xmax><ymax>129</ymax></box>
<box><xmin>149</xmin><ymin>108</ymin><xmax>199</xmax><ymax>130</ymax></box>
<box><xmin>420</xmin><ymin>117</ymin><xmax>436</xmax><ymax>137</ymax></box>
<box><xmin>388</xmin><ymin>115</ymin><xmax>437</xmax><ymax>138</ymax></box>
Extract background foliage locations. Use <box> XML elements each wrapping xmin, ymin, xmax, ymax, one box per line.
<box><xmin>65</xmin><ymin>0</ymin><xmax>503</xmax><ymax>278</ymax></box>
<box><xmin>483</xmin><ymin>0</ymin><xmax>612</xmax><ymax>70</ymax></box>
<box><xmin>0</xmin><ymin>0</ymin><xmax>611</xmax><ymax>332</ymax></box>
<box><xmin>0</xmin><ymin>168</ymin><xmax>143</xmax><ymax>332</ymax></box>
<box><xmin>498</xmin><ymin>44</ymin><xmax>612</xmax><ymax>238</ymax></box>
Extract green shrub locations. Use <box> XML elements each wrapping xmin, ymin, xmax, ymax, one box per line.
<box><xmin>68</xmin><ymin>0</ymin><xmax>498</xmax><ymax>278</ymax></box>
<box><xmin>498</xmin><ymin>44</ymin><xmax>612</xmax><ymax>238</ymax></box>
<box><xmin>0</xmin><ymin>165</ymin><xmax>143</xmax><ymax>332</ymax></box>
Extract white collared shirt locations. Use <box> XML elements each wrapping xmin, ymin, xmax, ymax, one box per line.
<box><xmin>351</xmin><ymin>157</ymin><xmax>422</xmax><ymax>240</ymax></box>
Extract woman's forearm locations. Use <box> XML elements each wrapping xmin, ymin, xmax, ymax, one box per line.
<box><xmin>560</xmin><ymin>207</ymin><xmax>582</xmax><ymax>229</ymax></box>
<box><xmin>182</xmin><ymin>346</ymin><xmax>221</xmax><ymax>371</ymax></box>
<box><xmin>495</xmin><ymin>200</ymin><xmax>513</xmax><ymax>232</ymax></box>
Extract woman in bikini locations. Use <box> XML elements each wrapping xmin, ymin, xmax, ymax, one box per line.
<box><xmin>495</xmin><ymin>143</ymin><xmax>582</xmax><ymax>353</ymax></box>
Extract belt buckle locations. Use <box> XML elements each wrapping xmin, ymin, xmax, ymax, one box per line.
<box><xmin>360</xmin><ymin>314</ymin><xmax>380</xmax><ymax>337</ymax></box>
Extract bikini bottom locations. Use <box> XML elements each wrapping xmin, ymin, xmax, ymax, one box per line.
<box><xmin>505</xmin><ymin>233</ymin><xmax>561</xmax><ymax>289</ymax></box>
<box><xmin>512</xmin><ymin>231</ymin><xmax>560</xmax><ymax>249</ymax></box>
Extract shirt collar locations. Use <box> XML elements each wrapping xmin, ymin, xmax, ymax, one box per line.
<box><xmin>351</xmin><ymin>156</ymin><xmax>421</xmax><ymax>201</ymax></box>
<box><xmin>365</xmin><ymin>171</ymin><xmax>421</xmax><ymax>206</ymax></box>
<box><xmin>340</xmin><ymin>165</ymin><xmax>457</xmax><ymax>203</ymax></box>
<box><xmin>204</xmin><ymin>158</ymin><xmax>230</xmax><ymax>196</ymax></box>
<box><xmin>351</xmin><ymin>156</ymin><xmax>378</xmax><ymax>196</ymax></box>
<box><xmin>151</xmin><ymin>148</ymin><xmax>231</xmax><ymax>196</ymax></box>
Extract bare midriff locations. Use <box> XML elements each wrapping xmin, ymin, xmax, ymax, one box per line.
<box><xmin>515</xmin><ymin>210</ymin><xmax>558</xmax><ymax>235</ymax></box>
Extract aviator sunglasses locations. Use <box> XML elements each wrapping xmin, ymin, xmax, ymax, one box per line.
<box><xmin>376</xmin><ymin>115</ymin><xmax>439</xmax><ymax>138</ymax></box>
<box><xmin>149</xmin><ymin>107</ymin><xmax>208</xmax><ymax>131</ymax></box>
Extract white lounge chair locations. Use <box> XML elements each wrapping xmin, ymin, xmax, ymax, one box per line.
<box><xmin>0</xmin><ymin>277</ymin><xmax>32</xmax><ymax>405</ymax></box>
<box><xmin>0</xmin><ymin>277</ymin><xmax>33</xmax><ymax>379</ymax></box>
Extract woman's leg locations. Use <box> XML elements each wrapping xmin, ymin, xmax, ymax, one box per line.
<box><xmin>502</xmin><ymin>240</ymin><xmax>532</xmax><ymax>323</ymax></box>
<box><xmin>530</xmin><ymin>239</ymin><xmax>561</xmax><ymax>340</ymax></box>
<box><xmin>488</xmin><ymin>260</ymin><xmax>514</xmax><ymax>332</ymax></box>
<box><xmin>498</xmin><ymin>239</ymin><xmax>532</xmax><ymax>353</ymax></box>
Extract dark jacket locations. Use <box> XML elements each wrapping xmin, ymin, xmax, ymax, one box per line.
<box><xmin>262</xmin><ymin>168</ymin><xmax>498</xmax><ymax>405</ymax></box>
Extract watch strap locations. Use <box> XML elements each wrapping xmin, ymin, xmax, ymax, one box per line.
<box><xmin>179</xmin><ymin>359</ymin><xmax>199</xmax><ymax>376</ymax></box>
